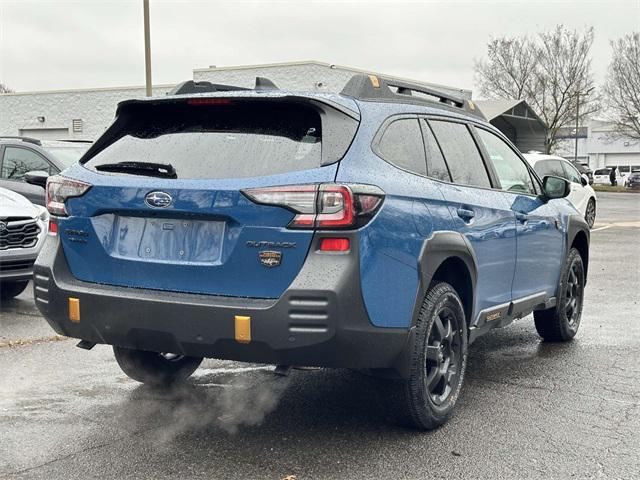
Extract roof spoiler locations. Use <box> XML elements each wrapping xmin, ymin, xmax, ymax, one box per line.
<box><xmin>340</xmin><ymin>73</ymin><xmax>484</xmax><ymax>119</ymax></box>
<box><xmin>169</xmin><ymin>77</ymin><xmax>280</xmax><ymax>96</ymax></box>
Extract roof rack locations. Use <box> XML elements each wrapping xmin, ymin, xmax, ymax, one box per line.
<box><xmin>169</xmin><ymin>77</ymin><xmax>280</xmax><ymax>96</ymax></box>
<box><xmin>0</xmin><ymin>136</ymin><xmax>42</xmax><ymax>146</ymax></box>
<box><xmin>340</xmin><ymin>74</ymin><xmax>484</xmax><ymax>119</ymax></box>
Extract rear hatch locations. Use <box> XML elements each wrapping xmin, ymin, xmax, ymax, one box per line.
<box><xmin>60</xmin><ymin>95</ymin><xmax>359</xmax><ymax>298</ymax></box>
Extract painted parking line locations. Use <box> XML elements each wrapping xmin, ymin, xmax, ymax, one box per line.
<box><xmin>591</xmin><ymin>221</ymin><xmax>640</xmax><ymax>232</ymax></box>
<box><xmin>591</xmin><ymin>225</ymin><xmax>613</xmax><ymax>232</ymax></box>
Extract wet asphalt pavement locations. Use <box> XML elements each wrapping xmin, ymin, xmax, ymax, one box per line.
<box><xmin>1</xmin><ymin>192</ymin><xmax>639</xmax><ymax>480</ymax></box>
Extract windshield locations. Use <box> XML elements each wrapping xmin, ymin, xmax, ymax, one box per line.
<box><xmin>46</xmin><ymin>146</ymin><xmax>90</xmax><ymax>167</ymax></box>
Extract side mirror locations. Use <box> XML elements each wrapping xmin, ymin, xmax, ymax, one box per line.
<box><xmin>542</xmin><ymin>175</ymin><xmax>571</xmax><ymax>199</ymax></box>
<box><xmin>580</xmin><ymin>175</ymin><xmax>588</xmax><ymax>187</ymax></box>
<box><xmin>25</xmin><ymin>170</ymin><xmax>49</xmax><ymax>189</ymax></box>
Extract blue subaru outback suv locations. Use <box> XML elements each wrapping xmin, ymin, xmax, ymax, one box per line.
<box><xmin>31</xmin><ymin>74</ymin><xmax>589</xmax><ymax>429</ymax></box>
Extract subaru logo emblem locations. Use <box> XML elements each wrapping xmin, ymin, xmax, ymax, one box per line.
<box><xmin>0</xmin><ymin>221</ymin><xmax>6</xmax><ymax>232</ymax></box>
<box><xmin>145</xmin><ymin>191</ymin><xmax>172</xmax><ymax>208</ymax></box>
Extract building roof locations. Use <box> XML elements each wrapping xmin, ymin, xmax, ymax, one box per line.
<box><xmin>475</xmin><ymin>99</ymin><xmax>547</xmax><ymax>128</ymax></box>
<box><xmin>475</xmin><ymin>99</ymin><xmax>521</xmax><ymax>121</ymax></box>
<box><xmin>193</xmin><ymin>60</ymin><xmax>472</xmax><ymax>98</ymax></box>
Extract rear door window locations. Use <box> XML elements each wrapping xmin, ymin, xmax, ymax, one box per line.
<box><xmin>535</xmin><ymin>160</ymin><xmax>565</xmax><ymax>178</ymax></box>
<box><xmin>84</xmin><ymin>101</ymin><xmax>325</xmax><ymax>179</ymax></box>
<box><xmin>377</xmin><ymin>118</ymin><xmax>427</xmax><ymax>176</ymax></box>
<box><xmin>428</xmin><ymin>120</ymin><xmax>491</xmax><ymax>188</ymax></box>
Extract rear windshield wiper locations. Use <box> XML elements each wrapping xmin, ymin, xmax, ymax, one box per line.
<box><xmin>94</xmin><ymin>161</ymin><xmax>177</xmax><ymax>179</ymax></box>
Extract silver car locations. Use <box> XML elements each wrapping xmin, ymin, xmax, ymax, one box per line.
<box><xmin>0</xmin><ymin>187</ymin><xmax>49</xmax><ymax>300</ymax></box>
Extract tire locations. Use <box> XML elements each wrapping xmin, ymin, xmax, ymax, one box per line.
<box><xmin>0</xmin><ymin>281</ymin><xmax>29</xmax><ymax>301</ymax></box>
<box><xmin>113</xmin><ymin>346</ymin><xmax>202</xmax><ymax>385</ymax></box>
<box><xmin>534</xmin><ymin>248</ymin><xmax>585</xmax><ymax>342</ymax></box>
<box><xmin>391</xmin><ymin>282</ymin><xmax>468</xmax><ymax>430</ymax></box>
<box><xmin>585</xmin><ymin>198</ymin><xmax>596</xmax><ymax>229</ymax></box>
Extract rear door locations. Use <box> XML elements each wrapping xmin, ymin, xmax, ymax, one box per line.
<box><xmin>426</xmin><ymin>118</ymin><xmax>517</xmax><ymax>319</ymax></box>
<box><xmin>474</xmin><ymin>127</ymin><xmax>564</xmax><ymax>302</ymax></box>
<box><xmin>62</xmin><ymin>97</ymin><xmax>358</xmax><ymax>298</ymax></box>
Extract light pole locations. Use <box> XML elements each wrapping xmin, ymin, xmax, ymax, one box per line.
<box><xmin>143</xmin><ymin>0</ymin><xmax>152</xmax><ymax>97</ymax></box>
<box><xmin>574</xmin><ymin>86</ymin><xmax>594</xmax><ymax>164</ymax></box>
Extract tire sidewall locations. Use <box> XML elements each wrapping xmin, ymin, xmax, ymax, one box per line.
<box><xmin>410</xmin><ymin>283</ymin><xmax>468</xmax><ymax>425</ymax></box>
<box><xmin>556</xmin><ymin>249</ymin><xmax>585</xmax><ymax>338</ymax></box>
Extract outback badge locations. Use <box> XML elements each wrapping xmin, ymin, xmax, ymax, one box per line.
<box><xmin>259</xmin><ymin>250</ymin><xmax>282</xmax><ymax>268</ymax></box>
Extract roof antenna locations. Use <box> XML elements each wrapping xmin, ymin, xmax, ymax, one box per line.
<box><xmin>255</xmin><ymin>77</ymin><xmax>280</xmax><ymax>91</ymax></box>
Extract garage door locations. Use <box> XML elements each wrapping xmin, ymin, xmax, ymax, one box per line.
<box><xmin>605</xmin><ymin>153</ymin><xmax>640</xmax><ymax>167</ymax></box>
<box><xmin>19</xmin><ymin>128</ymin><xmax>69</xmax><ymax>140</ymax></box>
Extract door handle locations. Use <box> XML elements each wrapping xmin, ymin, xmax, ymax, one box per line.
<box><xmin>457</xmin><ymin>207</ymin><xmax>475</xmax><ymax>221</ymax></box>
<box><xmin>516</xmin><ymin>212</ymin><xmax>528</xmax><ymax>224</ymax></box>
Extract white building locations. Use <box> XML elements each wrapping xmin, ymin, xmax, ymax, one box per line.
<box><xmin>555</xmin><ymin>120</ymin><xmax>640</xmax><ymax>174</ymax></box>
<box><xmin>0</xmin><ymin>61</ymin><xmax>470</xmax><ymax>142</ymax></box>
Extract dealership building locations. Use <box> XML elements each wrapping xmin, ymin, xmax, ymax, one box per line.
<box><xmin>3</xmin><ymin>60</ymin><xmax>635</xmax><ymax>171</ymax></box>
<box><xmin>0</xmin><ymin>61</ymin><xmax>472</xmax><ymax>142</ymax></box>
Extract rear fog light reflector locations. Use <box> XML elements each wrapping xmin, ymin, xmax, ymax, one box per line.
<box><xmin>319</xmin><ymin>238</ymin><xmax>350</xmax><ymax>252</ymax></box>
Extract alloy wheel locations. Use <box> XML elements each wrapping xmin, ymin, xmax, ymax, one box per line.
<box><xmin>425</xmin><ymin>307</ymin><xmax>463</xmax><ymax>406</ymax></box>
<box><xmin>585</xmin><ymin>200</ymin><xmax>596</xmax><ymax>228</ymax></box>
<box><xmin>564</xmin><ymin>259</ymin><xmax>584</xmax><ymax>331</ymax></box>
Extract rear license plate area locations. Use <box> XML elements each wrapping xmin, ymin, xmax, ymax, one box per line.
<box><xmin>113</xmin><ymin>216</ymin><xmax>225</xmax><ymax>263</ymax></box>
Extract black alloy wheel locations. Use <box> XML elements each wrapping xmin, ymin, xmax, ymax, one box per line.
<box><xmin>425</xmin><ymin>307</ymin><xmax>463</xmax><ymax>406</ymax></box>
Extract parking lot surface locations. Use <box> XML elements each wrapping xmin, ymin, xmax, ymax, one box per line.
<box><xmin>1</xmin><ymin>192</ymin><xmax>639</xmax><ymax>480</ymax></box>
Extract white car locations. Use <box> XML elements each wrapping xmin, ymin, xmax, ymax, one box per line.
<box><xmin>0</xmin><ymin>187</ymin><xmax>49</xmax><ymax>300</ymax></box>
<box><xmin>593</xmin><ymin>167</ymin><xmax>613</xmax><ymax>186</ymax></box>
<box><xmin>524</xmin><ymin>153</ymin><xmax>597</xmax><ymax>228</ymax></box>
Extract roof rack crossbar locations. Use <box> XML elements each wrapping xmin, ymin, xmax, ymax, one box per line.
<box><xmin>0</xmin><ymin>136</ymin><xmax>42</xmax><ymax>145</ymax></box>
<box><xmin>340</xmin><ymin>74</ymin><xmax>483</xmax><ymax>118</ymax></box>
<box><xmin>169</xmin><ymin>76</ymin><xmax>280</xmax><ymax>96</ymax></box>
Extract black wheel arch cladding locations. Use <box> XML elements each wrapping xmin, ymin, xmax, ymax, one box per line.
<box><xmin>413</xmin><ymin>231</ymin><xmax>478</xmax><ymax>329</ymax></box>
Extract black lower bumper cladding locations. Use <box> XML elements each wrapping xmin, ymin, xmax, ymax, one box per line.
<box><xmin>33</xmin><ymin>233</ymin><xmax>411</xmax><ymax>372</ymax></box>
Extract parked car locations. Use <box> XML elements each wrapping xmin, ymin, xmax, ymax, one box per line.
<box><xmin>30</xmin><ymin>75</ymin><xmax>590</xmax><ymax>430</ymax></box>
<box><xmin>523</xmin><ymin>153</ymin><xmax>598</xmax><ymax>228</ymax></box>
<box><xmin>593</xmin><ymin>167</ymin><xmax>614</xmax><ymax>185</ymax></box>
<box><xmin>618</xmin><ymin>166</ymin><xmax>640</xmax><ymax>187</ymax></box>
<box><xmin>0</xmin><ymin>187</ymin><xmax>49</xmax><ymax>300</ymax></box>
<box><xmin>0</xmin><ymin>137</ymin><xmax>90</xmax><ymax>206</ymax></box>
<box><xmin>626</xmin><ymin>171</ymin><xmax>640</xmax><ymax>190</ymax></box>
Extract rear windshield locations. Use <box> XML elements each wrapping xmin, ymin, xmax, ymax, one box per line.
<box><xmin>83</xmin><ymin>101</ymin><xmax>323</xmax><ymax>179</ymax></box>
<box><xmin>594</xmin><ymin>168</ymin><xmax>611</xmax><ymax>175</ymax></box>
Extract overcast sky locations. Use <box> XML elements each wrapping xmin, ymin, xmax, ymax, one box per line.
<box><xmin>0</xmin><ymin>0</ymin><xmax>638</xmax><ymax>95</ymax></box>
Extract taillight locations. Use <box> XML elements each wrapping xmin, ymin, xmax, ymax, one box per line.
<box><xmin>46</xmin><ymin>175</ymin><xmax>92</xmax><ymax>216</ymax></box>
<box><xmin>241</xmin><ymin>183</ymin><xmax>384</xmax><ymax>229</ymax></box>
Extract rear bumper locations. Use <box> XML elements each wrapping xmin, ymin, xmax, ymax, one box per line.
<box><xmin>33</xmin><ymin>234</ymin><xmax>412</xmax><ymax>373</ymax></box>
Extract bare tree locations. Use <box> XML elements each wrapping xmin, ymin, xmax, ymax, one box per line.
<box><xmin>0</xmin><ymin>83</ymin><xmax>14</xmax><ymax>93</ymax></box>
<box><xmin>475</xmin><ymin>37</ymin><xmax>538</xmax><ymax>100</ymax></box>
<box><xmin>475</xmin><ymin>25</ymin><xmax>598</xmax><ymax>153</ymax></box>
<box><xmin>602</xmin><ymin>33</ymin><xmax>640</xmax><ymax>141</ymax></box>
